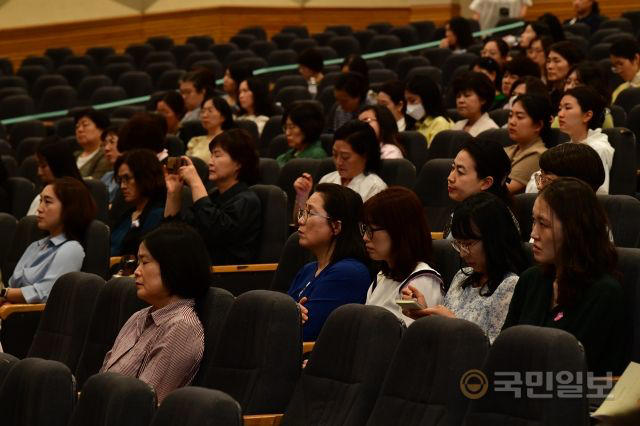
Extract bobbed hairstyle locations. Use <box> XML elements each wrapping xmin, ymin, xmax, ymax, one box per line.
<box><xmin>568</xmin><ymin>61</ymin><xmax>611</xmax><ymax>105</ymax></box>
<box><xmin>208</xmin><ymin>128</ymin><xmax>259</xmax><ymax>185</ymax></box>
<box><xmin>452</xmin><ymin>71</ymin><xmax>496</xmax><ymax>113</ymax></box>
<box><xmin>117</xmin><ymin>112</ymin><xmax>166</xmax><ymax>153</ymax></box>
<box><xmin>562</xmin><ymin>85</ymin><xmax>607</xmax><ymax>130</ymax></box>
<box><xmin>363</xmin><ymin>186</ymin><xmax>433</xmax><ymax>282</ymax></box>
<box><xmin>359</xmin><ymin>104</ymin><xmax>401</xmax><ymax>148</ymax></box>
<box><xmin>504</xmin><ymin>55</ymin><xmax>541</xmax><ymax>79</ymax></box>
<box><xmin>537</xmin><ymin>13</ymin><xmax>565</xmax><ymax>43</ymax></box>
<box><xmin>202</xmin><ymin>95</ymin><xmax>235</xmax><ymax>131</ymax></box>
<box><xmin>509</xmin><ymin>76</ymin><xmax>549</xmax><ymax>98</ymax></box>
<box><xmin>334</xmin><ymin>71</ymin><xmax>368</xmax><ymax>102</ymax></box>
<box><xmin>282</xmin><ymin>101</ymin><xmax>324</xmax><ymax>146</ymax></box>
<box><xmin>114</xmin><ymin>149</ymin><xmax>166</xmax><ymax>201</ymax></box>
<box><xmin>447</xmin><ymin>17</ymin><xmax>475</xmax><ymax>50</ymax></box>
<box><xmin>314</xmin><ymin>182</ymin><xmax>367</xmax><ymax>266</ymax></box>
<box><xmin>405</xmin><ymin>74</ymin><xmax>447</xmax><ymax>118</ymax></box>
<box><xmin>179</xmin><ymin>68</ymin><xmax>215</xmax><ymax>94</ymax></box>
<box><xmin>36</xmin><ymin>136</ymin><xmax>83</xmax><ymax>183</ymax></box>
<box><xmin>451</xmin><ymin>192</ymin><xmax>528</xmax><ymax>296</ymax></box>
<box><xmin>609</xmin><ymin>40</ymin><xmax>640</xmax><ymax>61</ymax></box>
<box><xmin>459</xmin><ymin>137</ymin><xmax>512</xmax><ymax>207</ymax></box>
<box><xmin>539</xmin><ymin>143</ymin><xmax>605</xmax><ymax>192</ymax></box>
<box><xmin>538</xmin><ymin>177</ymin><xmax>617</xmax><ymax>307</ymax></box>
<box><xmin>142</xmin><ymin>223</ymin><xmax>211</xmax><ymax>301</ymax></box>
<box><xmin>549</xmin><ymin>41</ymin><xmax>586</xmax><ymax>68</ymax></box>
<box><xmin>378</xmin><ymin>79</ymin><xmax>406</xmax><ymax>112</ymax></box>
<box><xmin>239</xmin><ymin>77</ymin><xmax>273</xmax><ymax>117</ymax></box>
<box><xmin>298</xmin><ymin>47</ymin><xmax>324</xmax><ymax>73</ymax></box>
<box><xmin>472</xmin><ymin>56</ymin><xmax>502</xmax><ymax>83</ymax></box>
<box><xmin>159</xmin><ymin>91</ymin><xmax>186</xmax><ymax>120</ymax></box>
<box><xmin>73</xmin><ymin>108</ymin><xmax>110</xmax><ymax>131</ymax></box>
<box><xmin>50</xmin><ymin>176</ymin><xmax>97</xmax><ymax>243</ymax></box>
<box><xmin>483</xmin><ymin>37</ymin><xmax>509</xmax><ymax>59</ymax></box>
<box><xmin>333</xmin><ymin>120</ymin><xmax>382</xmax><ymax>174</ymax></box>
<box><xmin>341</xmin><ymin>54</ymin><xmax>369</xmax><ymax>84</ymax></box>
<box><xmin>512</xmin><ymin>94</ymin><xmax>553</xmax><ymax>145</ymax></box>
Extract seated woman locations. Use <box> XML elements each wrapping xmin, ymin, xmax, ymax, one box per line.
<box><xmin>237</xmin><ymin>77</ymin><xmax>273</xmax><ymax>136</ymax></box>
<box><xmin>294</xmin><ymin>120</ymin><xmax>386</xmax><ymax>217</ymax></box>
<box><xmin>156</xmin><ymin>91</ymin><xmax>186</xmax><ymax>137</ymax></box>
<box><xmin>186</xmin><ymin>96</ymin><xmax>235</xmax><ymax>164</ymax></box>
<box><xmin>526</xmin><ymin>142</ymin><xmax>605</xmax><ymax>193</ymax></box>
<box><xmin>0</xmin><ymin>177</ymin><xmax>96</xmax><ymax>304</ymax></box>
<box><xmin>327</xmin><ymin>71</ymin><xmax>369</xmax><ymax>133</ymax></box>
<box><xmin>101</xmin><ymin>223</ymin><xmax>209</xmax><ymax>402</ymax></box>
<box><xmin>363</xmin><ymin>187</ymin><xmax>444</xmax><ymax>326</ymax></box>
<box><xmin>74</xmin><ymin>108</ymin><xmax>112</xmax><ymax>179</ymax></box>
<box><xmin>500</xmin><ymin>56</ymin><xmax>541</xmax><ymax>109</ymax></box>
<box><xmin>403</xmin><ymin>192</ymin><xmax>528</xmax><ymax>343</ymax></box>
<box><xmin>222</xmin><ymin>62</ymin><xmax>251</xmax><ymax>114</ymax></box>
<box><xmin>288</xmin><ymin>183</ymin><xmax>371</xmax><ymax>341</ymax></box>
<box><xmin>471</xmin><ymin>57</ymin><xmax>507</xmax><ymax>109</ymax></box>
<box><xmin>377</xmin><ymin>80</ymin><xmax>412</xmax><ymax>132</ymax></box>
<box><xmin>503</xmin><ymin>177</ymin><xmax>624</xmax><ymax>375</ymax></box>
<box><xmin>164</xmin><ymin>129</ymin><xmax>261</xmax><ymax>265</ymax></box>
<box><xmin>439</xmin><ymin>17</ymin><xmax>474</xmax><ymax>53</ymax></box>
<box><xmin>117</xmin><ymin>113</ymin><xmax>168</xmax><ymax>163</ymax></box>
<box><xmin>179</xmin><ymin>69</ymin><xmax>213</xmax><ymax>123</ymax></box>
<box><xmin>28</xmin><ymin>136</ymin><xmax>85</xmax><ymax>215</ymax></box>
<box><xmin>451</xmin><ymin>72</ymin><xmax>499</xmax><ymax>137</ymax></box>
<box><xmin>358</xmin><ymin>105</ymin><xmax>404</xmax><ymax>159</ymax></box>
<box><xmin>610</xmin><ymin>40</ymin><xmax>640</xmax><ymax>103</ymax></box>
<box><xmin>298</xmin><ymin>48</ymin><xmax>325</xmax><ymax>97</ymax></box>
<box><xmin>480</xmin><ymin>37</ymin><xmax>509</xmax><ymax>68</ymax></box>
<box><xmin>505</xmin><ymin>94</ymin><xmax>550</xmax><ymax>194</ymax></box>
<box><xmin>111</xmin><ymin>149</ymin><xmax>166</xmax><ymax>257</ymax></box>
<box><xmin>546</xmin><ymin>41</ymin><xmax>585</xmax><ymax>111</ymax></box>
<box><xmin>564</xmin><ymin>0</ymin><xmax>605</xmax><ymax>33</ymax></box>
<box><xmin>404</xmin><ymin>75</ymin><xmax>452</xmax><ymax>146</ymax></box>
<box><xmin>445</xmin><ymin>137</ymin><xmax>513</xmax><ymax>238</ymax></box>
<box><xmin>526</xmin><ymin>36</ymin><xmax>552</xmax><ymax>82</ymax></box>
<box><xmin>100</xmin><ymin>125</ymin><xmax>122</xmax><ymax>204</ymax></box>
<box><xmin>557</xmin><ymin>86</ymin><xmax>614</xmax><ymax>193</ymax></box>
<box><xmin>276</xmin><ymin>102</ymin><xmax>327</xmax><ymax>167</ymax></box>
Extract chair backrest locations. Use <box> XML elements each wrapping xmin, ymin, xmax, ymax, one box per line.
<box><xmin>476</xmin><ymin>127</ymin><xmax>514</xmax><ymax>147</ymax></box>
<box><xmin>422</xmin><ymin>47</ymin><xmax>452</xmax><ymax>70</ymax></box>
<box><xmin>463</xmin><ymin>325</ymin><xmax>590</xmax><ymax>426</ymax></box>
<box><xmin>367</xmin><ymin>316</ymin><xmax>489</xmax><ymax>426</ymax></box>
<box><xmin>427</xmin><ymin>129</ymin><xmax>472</xmax><ymax>161</ymax></box>
<box><xmin>614</xmin><ymin>87</ymin><xmax>640</xmax><ymax>114</ymax></box>
<box><xmin>150</xmin><ymin>387</ymin><xmax>242</xmax><ymax>426</ymax></box>
<box><xmin>28</xmin><ymin>272</ymin><xmax>105</xmax><ymax>371</ymax></box>
<box><xmin>84</xmin><ymin>178</ymin><xmax>109</xmax><ymax>223</ymax></box>
<box><xmin>74</xmin><ymin>276</ymin><xmax>148</xmax><ymax>389</ymax></box>
<box><xmin>414</xmin><ymin>159</ymin><xmax>457</xmax><ymax>232</ymax></box>
<box><xmin>8</xmin><ymin>119</ymin><xmax>46</xmax><ymax>148</ymax></box>
<box><xmin>270</xmin><ymin>231</ymin><xmax>312</xmax><ymax>293</ymax></box>
<box><xmin>200</xmin><ymin>290</ymin><xmax>302</xmax><ymax>414</ymax></box>
<box><xmin>432</xmin><ymin>239</ymin><xmax>463</xmax><ymax>290</ymax></box>
<box><xmin>258</xmin><ymin>157</ymin><xmax>280</xmax><ymax>185</ymax></box>
<box><xmin>276</xmin><ymin>158</ymin><xmax>325</xmax><ymax>214</ymax></box>
<box><xmin>627</xmin><ymin>104</ymin><xmax>640</xmax><ymax>166</ymax></box>
<box><xmin>397</xmin><ymin>131</ymin><xmax>429</xmax><ymax>171</ymax></box>
<box><xmin>0</xmin><ymin>212</ymin><xmax>17</xmax><ymax>279</ymax></box>
<box><xmin>274</xmin><ymin>86</ymin><xmax>312</xmax><ymax>109</ymax></box>
<box><xmin>249</xmin><ymin>184</ymin><xmax>288</xmax><ymax>263</ymax></box>
<box><xmin>378</xmin><ymin>158</ymin><xmax>416</xmax><ymax>188</ymax></box>
<box><xmin>281</xmin><ymin>304</ymin><xmax>403</xmax><ymax>425</ymax></box>
<box><xmin>0</xmin><ymin>358</ymin><xmax>75</xmax><ymax>426</ymax></box>
<box><xmin>267</xmin><ymin>134</ymin><xmax>288</xmax><ymax>159</ymax></box>
<box><xmin>609</xmin><ymin>104</ymin><xmax>627</xmax><ymax>127</ymax></box>
<box><xmin>80</xmin><ymin>219</ymin><xmax>111</xmax><ymax>279</ymax></box>
<box><xmin>617</xmin><ymin>247</ymin><xmax>640</xmax><ymax>365</ymax></box>
<box><xmin>603</xmin><ymin>127</ymin><xmax>637</xmax><ymax>195</ymax></box>
<box><xmin>69</xmin><ymin>372</ymin><xmax>156</xmax><ymax>426</ymax></box>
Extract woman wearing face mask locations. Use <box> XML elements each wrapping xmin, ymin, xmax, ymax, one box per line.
<box><xmin>452</xmin><ymin>72</ymin><xmax>499</xmax><ymax>137</ymax></box>
<box><xmin>546</xmin><ymin>41</ymin><xmax>585</xmax><ymax>111</ymax></box>
<box><xmin>237</xmin><ymin>78</ymin><xmax>273</xmax><ymax>136</ymax></box>
<box><xmin>0</xmin><ymin>177</ymin><xmax>96</xmax><ymax>305</ymax></box>
<box><xmin>186</xmin><ymin>96</ymin><xmax>235</xmax><ymax>163</ymax></box>
<box><xmin>481</xmin><ymin>38</ymin><xmax>509</xmax><ymax>68</ymax></box>
<box><xmin>277</xmin><ymin>102</ymin><xmax>327</xmax><ymax>167</ymax></box>
<box><xmin>363</xmin><ymin>187</ymin><xmax>444</xmax><ymax>326</ymax></box>
<box><xmin>404</xmin><ymin>75</ymin><xmax>452</xmax><ymax>147</ymax></box>
<box><xmin>358</xmin><ymin>105</ymin><xmax>404</xmax><ymax>159</ymax></box>
<box><xmin>377</xmin><ymin>80</ymin><xmax>413</xmax><ymax>132</ymax></box>
<box><xmin>557</xmin><ymin>86</ymin><xmax>614</xmax><ymax>193</ymax></box>
<box><xmin>403</xmin><ymin>192</ymin><xmax>528</xmax><ymax>343</ymax></box>
<box><xmin>503</xmin><ymin>177</ymin><xmax>624</xmax><ymax>375</ymax></box>
<box><xmin>288</xmin><ymin>183</ymin><xmax>371</xmax><ymax>342</ymax></box>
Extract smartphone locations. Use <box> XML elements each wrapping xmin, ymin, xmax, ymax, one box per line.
<box><xmin>166</xmin><ymin>157</ymin><xmax>185</xmax><ymax>174</ymax></box>
<box><xmin>395</xmin><ymin>299</ymin><xmax>426</xmax><ymax>310</ymax></box>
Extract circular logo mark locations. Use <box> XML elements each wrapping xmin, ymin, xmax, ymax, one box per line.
<box><xmin>460</xmin><ymin>369</ymin><xmax>488</xmax><ymax>400</ymax></box>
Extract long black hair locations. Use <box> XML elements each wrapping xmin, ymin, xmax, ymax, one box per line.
<box><xmin>36</xmin><ymin>136</ymin><xmax>84</xmax><ymax>184</ymax></box>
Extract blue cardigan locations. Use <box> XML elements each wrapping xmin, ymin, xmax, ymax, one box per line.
<box><xmin>287</xmin><ymin>258</ymin><xmax>371</xmax><ymax>341</ymax></box>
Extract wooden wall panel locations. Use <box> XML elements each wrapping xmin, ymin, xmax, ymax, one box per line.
<box><xmin>410</xmin><ymin>3</ymin><xmax>461</xmax><ymax>24</ymax></box>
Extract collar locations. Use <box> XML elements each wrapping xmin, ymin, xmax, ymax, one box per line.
<box><xmin>157</xmin><ymin>149</ymin><xmax>168</xmax><ymax>162</ymax></box>
<box><xmin>45</xmin><ymin>233</ymin><xmax>69</xmax><ymax>247</ymax></box>
<box><xmin>149</xmin><ymin>298</ymin><xmax>195</xmax><ymax>327</ymax></box>
<box><xmin>630</xmin><ymin>70</ymin><xmax>640</xmax><ymax>85</ymax></box>
<box><xmin>214</xmin><ymin>181</ymin><xmax>248</xmax><ymax>202</ymax></box>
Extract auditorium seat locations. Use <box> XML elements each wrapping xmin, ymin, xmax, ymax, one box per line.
<box><xmin>0</xmin><ymin>213</ymin><xmax>17</xmax><ymax>278</ymax></box>
<box><xmin>271</xmin><ymin>33</ymin><xmax>298</xmax><ymax>50</ymax></box>
<box><xmin>432</xmin><ymin>239</ymin><xmax>464</xmax><ymax>289</ymax></box>
<box><xmin>609</xmin><ymin>104</ymin><xmax>627</xmax><ymax>128</ymax></box>
<box><xmin>6</xmin><ymin>176</ymin><xmax>35</xmax><ymax>219</ymax></box>
<box><xmin>170</xmin><ymin>44</ymin><xmax>197</xmax><ymax>68</ymax></box>
<box><xmin>274</xmin><ymin>86</ymin><xmax>312</xmax><ymax>109</ymax></box>
<box><xmin>146</xmin><ymin>36</ymin><xmax>174</xmax><ymax>51</ymax></box>
<box><xmin>614</xmin><ymin>87</ymin><xmax>640</xmax><ymax>114</ymax></box>
<box><xmin>0</xmin><ymin>95</ymin><xmax>35</xmax><ymax>120</ymax></box>
<box><xmin>39</xmin><ymin>85</ymin><xmax>78</xmax><ymax>113</ymax></box>
<box><xmin>8</xmin><ymin>119</ymin><xmax>46</xmax><ymax>148</ymax></box>
<box><xmin>89</xmin><ymin>86</ymin><xmax>127</xmax><ymax>105</ymax></box>
<box><xmin>15</xmin><ymin>136</ymin><xmax>42</xmax><ymax>164</ymax></box>
<box><xmin>230</xmin><ymin>34</ymin><xmax>257</xmax><ymax>50</ymax></box>
<box><xmin>0</xmin><ymin>76</ymin><xmax>28</xmax><ymax>90</ymax></box>
<box><xmin>156</xmin><ymin>69</ymin><xmax>185</xmax><ymax>91</ymax></box>
<box><xmin>64</xmin><ymin>55</ymin><xmax>97</xmax><ymax>73</ymax></box>
<box><xmin>186</xmin><ymin>35</ymin><xmax>215</xmax><ymax>51</ymax></box>
<box><xmin>57</xmin><ymin>64</ymin><xmax>90</xmax><ymax>88</ymax></box>
<box><xmin>210</xmin><ymin>43</ymin><xmax>239</xmax><ymax>64</ymax></box>
<box><xmin>428</xmin><ymin>129</ymin><xmax>472</xmax><ymax>161</ymax></box>
<box><xmin>183</xmin><ymin>51</ymin><xmax>217</xmax><ymax>70</ymax></box>
<box><xmin>366</xmin><ymin>34</ymin><xmax>402</xmax><ymax>53</ymax></box>
<box><xmin>69</xmin><ymin>372</ymin><xmax>156</xmax><ymax>426</ymax></box>
<box><xmin>117</xmin><ymin>71</ymin><xmax>153</xmax><ymax>97</ymax></box>
<box><xmin>258</xmin><ymin>157</ymin><xmax>280</xmax><ymax>185</ymax></box>
<box><xmin>290</xmin><ymin>38</ymin><xmax>318</xmax><ymax>53</ymax></box>
<box><xmin>17</xmin><ymin>65</ymin><xmax>48</xmax><ymax>90</ymax></box>
<box><xmin>276</xmin><ymin>158</ymin><xmax>324</xmax><ymax>214</ymax></box>
<box><xmin>85</xmin><ymin>46</ymin><xmax>116</xmax><ymax>69</ymax></box>
<box><xmin>151</xmin><ymin>387</ymin><xmax>242</xmax><ymax>426</ymax></box>
<box><xmin>30</xmin><ymin>74</ymin><xmax>68</xmax><ymax>100</ymax></box>
<box><xmin>604</xmin><ymin>127</ymin><xmax>636</xmax><ymax>196</ymax></box>
<box><xmin>77</xmin><ymin>75</ymin><xmax>112</xmax><ymax>105</ymax></box>
<box><xmin>423</xmin><ymin>47</ymin><xmax>453</xmax><ymax>69</ymax></box>
<box><xmin>414</xmin><ymin>159</ymin><xmax>457</xmax><ymax>232</ymax></box>
<box><xmin>249</xmin><ymin>40</ymin><xmax>278</xmax><ymax>59</ymax></box>
<box><xmin>239</xmin><ymin>26</ymin><xmax>268</xmax><ymax>41</ymax></box>
<box><xmin>45</xmin><ymin>47</ymin><xmax>73</xmax><ymax>69</ymax></box>
<box><xmin>124</xmin><ymin>43</ymin><xmax>154</xmax><ymax>69</ymax></box>
<box><xmin>395</xmin><ymin>56</ymin><xmax>430</xmax><ymax>80</ymax></box>
<box><xmin>378</xmin><ymin>158</ymin><xmax>416</xmax><ymax>188</ymax></box>
<box><xmin>270</xmin><ymin>232</ymin><xmax>312</xmax><ymax>294</ymax></box>
<box><xmin>250</xmin><ymin>184</ymin><xmax>289</xmax><ymax>264</ymax></box>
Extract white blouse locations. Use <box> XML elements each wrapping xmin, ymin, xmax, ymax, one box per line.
<box><xmin>319</xmin><ymin>171</ymin><xmax>387</xmax><ymax>202</ymax></box>
<box><xmin>451</xmin><ymin>112</ymin><xmax>499</xmax><ymax>137</ymax></box>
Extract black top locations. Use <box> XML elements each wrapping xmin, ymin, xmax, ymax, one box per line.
<box><xmin>564</xmin><ymin>12</ymin><xmax>605</xmax><ymax>34</ymax></box>
<box><xmin>502</xmin><ymin>266</ymin><xmax>625</xmax><ymax>375</ymax></box>
<box><xmin>181</xmin><ymin>182</ymin><xmax>261</xmax><ymax>265</ymax></box>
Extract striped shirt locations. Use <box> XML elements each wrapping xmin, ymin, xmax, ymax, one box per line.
<box><xmin>100</xmin><ymin>298</ymin><xmax>204</xmax><ymax>402</ymax></box>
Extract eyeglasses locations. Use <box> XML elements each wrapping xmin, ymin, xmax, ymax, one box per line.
<box><xmin>451</xmin><ymin>239</ymin><xmax>480</xmax><ymax>255</ymax></box>
<box><xmin>360</xmin><ymin>117</ymin><xmax>377</xmax><ymax>124</ymax></box>
<box><xmin>116</xmin><ymin>174</ymin><xmax>134</xmax><ymax>185</ymax></box>
<box><xmin>297</xmin><ymin>207</ymin><xmax>332</xmax><ymax>223</ymax></box>
<box><xmin>534</xmin><ymin>170</ymin><xmax>554</xmax><ymax>190</ymax></box>
<box><xmin>359</xmin><ymin>223</ymin><xmax>385</xmax><ymax>239</ymax></box>
<box><xmin>282</xmin><ymin>123</ymin><xmax>300</xmax><ymax>132</ymax></box>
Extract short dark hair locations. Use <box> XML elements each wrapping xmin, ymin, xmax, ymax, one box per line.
<box><xmin>282</xmin><ymin>101</ymin><xmax>324</xmax><ymax>146</ymax></box>
<box><xmin>539</xmin><ymin>142</ymin><xmax>605</xmax><ymax>191</ymax></box>
<box><xmin>509</xmin><ymin>76</ymin><xmax>549</xmax><ymax>98</ymax></box>
<box><xmin>483</xmin><ymin>37</ymin><xmax>509</xmax><ymax>59</ymax></box>
<box><xmin>334</xmin><ymin>71</ymin><xmax>368</xmax><ymax>102</ymax></box>
<box><xmin>503</xmin><ymin>55</ymin><xmax>541</xmax><ymax>79</ymax></box>
<box><xmin>549</xmin><ymin>41</ymin><xmax>586</xmax><ymax>68</ymax></box>
<box><xmin>314</xmin><ymin>183</ymin><xmax>367</xmax><ymax>266</ymax></box>
<box><xmin>405</xmin><ymin>74</ymin><xmax>447</xmax><ymax>118</ymax></box>
<box><xmin>378</xmin><ymin>80</ymin><xmax>406</xmax><ymax>112</ymax></box>
<box><xmin>209</xmin><ymin>128</ymin><xmax>259</xmax><ymax>185</ymax></box>
<box><xmin>117</xmin><ymin>112</ymin><xmax>166</xmax><ymax>153</ymax></box>
<box><xmin>36</xmin><ymin>136</ymin><xmax>83</xmax><ymax>182</ymax></box>
<box><xmin>298</xmin><ymin>48</ymin><xmax>324</xmax><ymax>73</ymax></box>
<box><xmin>610</xmin><ymin>40</ymin><xmax>640</xmax><ymax>61</ymax></box>
<box><xmin>539</xmin><ymin>177</ymin><xmax>617</xmax><ymax>307</ymax></box>
<box><xmin>472</xmin><ymin>56</ymin><xmax>502</xmax><ymax>83</ymax></box>
<box><xmin>451</xmin><ymin>192</ymin><xmax>528</xmax><ymax>296</ymax></box>
<box><xmin>512</xmin><ymin>94</ymin><xmax>553</xmax><ymax>145</ymax></box>
<box><xmin>537</xmin><ymin>13</ymin><xmax>565</xmax><ymax>43</ymax></box>
<box><xmin>159</xmin><ymin>91</ymin><xmax>186</xmax><ymax>120</ymax></box>
<box><xmin>569</xmin><ymin>61</ymin><xmax>611</xmax><ymax>104</ymax></box>
<box><xmin>180</xmin><ymin>69</ymin><xmax>214</xmax><ymax>94</ymax></box>
<box><xmin>530</xmin><ymin>35</ymin><xmax>553</xmax><ymax>56</ymax></box>
<box><xmin>73</xmin><ymin>108</ymin><xmax>110</xmax><ymax>131</ymax></box>
<box><xmin>142</xmin><ymin>223</ymin><xmax>211</xmax><ymax>301</ymax></box>
<box><xmin>563</xmin><ymin>86</ymin><xmax>606</xmax><ymax>129</ymax></box>
<box><xmin>447</xmin><ymin>17</ymin><xmax>475</xmax><ymax>49</ymax></box>
<box><xmin>363</xmin><ymin>186</ymin><xmax>433</xmax><ymax>282</ymax></box>
<box><xmin>459</xmin><ymin>138</ymin><xmax>512</xmax><ymax>207</ymax></box>
<box><xmin>101</xmin><ymin>124</ymin><xmax>121</xmax><ymax>142</ymax></box>
<box><xmin>202</xmin><ymin>96</ymin><xmax>235</xmax><ymax>131</ymax></box>
<box><xmin>114</xmin><ymin>149</ymin><xmax>166</xmax><ymax>201</ymax></box>
<box><xmin>359</xmin><ymin>104</ymin><xmax>402</xmax><ymax>153</ymax></box>
<box><xmin>341</xmin><ymin>54</ymin><xmax>369</xmax><ymax>81</ymax></box>
<box><xmin>239</xmin><ymin>77</ymin><xmax>272</xmax><ymax>117</ymax></box>
<box><xmin>51</xmin><ymin>176</ymin><xmax>97</xmax><ymax>243</ymax></box>
<box><xmin>333</xmin><ymin>120</ymin><xmax>382</xmax><ymax>174</ymax></box>
<box><xmin>452</xmin><ymin>71</ymin><xmax>496</xmax><ymax>113</ymax></box>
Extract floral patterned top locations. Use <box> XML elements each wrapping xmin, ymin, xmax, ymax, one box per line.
<box><xmin>444</xmin><ymin>268</ymin><xmax>518</xmax><ymax>343</ymax></box>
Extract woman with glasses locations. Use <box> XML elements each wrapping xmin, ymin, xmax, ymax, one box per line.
<box><xmin>185</xmin><ymin>96</ymin><xmax>235</xmax><ymax>164</ymax></box>
<box><xmin>362</xmin><ymin>187</ymin><xmax>443</xmax><ymax>326</ymax></box>
<box><xmin>358</xmin><ymin>105</ymin><xmax>404</xmax><ymax>160</ymax></box>
<box><xmin>276</xmin><ymin>102</ymin><xmax>327</xmax><ymax>167</ymax></box>
<box><xmin>402</xmin><ymin>192</ymin><xmax>528</xmax><ymax>343</ymax></box>
<box><xmin>111</xmin><ymin>149</ymin><xmax>166</xmax><ymax>257</ymax></box>
<box><xmin>287</xmin><ymin>183</ymin><xmax>371</xmax><ymax>341</ymax></box>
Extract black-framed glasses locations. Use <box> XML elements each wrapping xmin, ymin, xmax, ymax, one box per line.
<box><xmin>359</xmin><ymin>222</ymin><xmax>385</xmax><ymax>239</ymax></box>
<box><xmin>115</xmin><ymin>174</ymin><xmax>134</xmax><ymax>185</ymax></box>
<box><xmin>297</xmin><ymin>207</ymin><xmax>331</xmax><ymax>223</ymax></box>
<box><xmin>451</xmin><ymin>239</ymin><xmax>480</xmax><ymax>255</ymax></box>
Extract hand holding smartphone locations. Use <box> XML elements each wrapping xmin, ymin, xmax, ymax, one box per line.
<box><xmin>395</xmin><ymin>299</ymin><xmax>426</xmax><ymax>311</ymax></box>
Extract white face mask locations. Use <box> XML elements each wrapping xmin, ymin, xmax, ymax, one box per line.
<box><xmin>406</xmin><ymin>103</ymin><xmax>425</xmax><ymax>120</ymax></box>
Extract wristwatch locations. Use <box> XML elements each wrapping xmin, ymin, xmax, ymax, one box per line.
<box><xmin>0</xmin><ymin>287</ymin><xmax>8</xmax><ymax>300</ymax></box>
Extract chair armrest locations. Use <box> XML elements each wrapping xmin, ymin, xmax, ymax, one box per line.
<box><xmin>431</xmin><ymin>232</ymin><xmax>444</xmax><ymax>240</ymax></box>
<box><xmin>302</xmin><ymin>341</ymin><xmax>315</xmax><ymax>355</ymax></box>
<box><xmin>0</xmin><ymin>303</ymin><xmax>45</xmax><ymax>320</ymax></box>
<box><xmin>211</xmin><ymin>263</ymin><xmax>278</xmax><ymax>273</ymax></box>
<box><xmin>110</xmin><ymin>256</ymin><xmax>122</xmax><ymax>268</ymax></box>
<box><xmin>244</xmin><ymin>414</ymin><xmax>283</xmax><ymax>426</ymax></box>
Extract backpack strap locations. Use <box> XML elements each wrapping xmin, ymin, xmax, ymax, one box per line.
<box><xmin>398</xmin><ymin>269</ymin><xmax>444</xmax><ymax>295</ymax></box>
